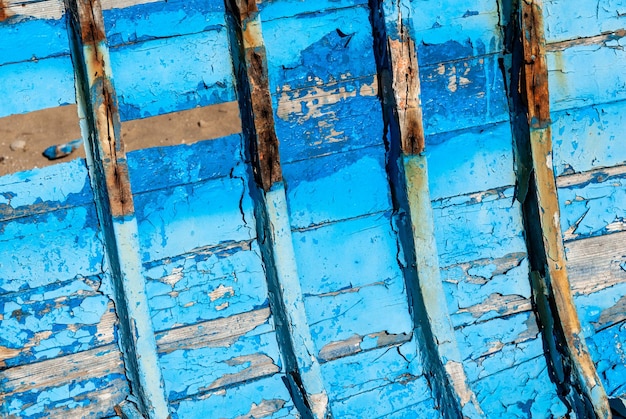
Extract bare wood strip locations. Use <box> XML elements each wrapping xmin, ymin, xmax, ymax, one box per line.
<box><xmin>520</xmin><ymin>1</ymin><xmax>611</xmax><ymax>417</ymax></box>
<box><xmin>556</xmin><ymin>164</ymin><xmax>626</xmax><ymax>189</ymax></box>
<box><xmin>155</xmin><ymin>308</ymin><xmax>271</xmax><ymax>354</ymax></box>
<box><xmin>0</xmin><ymin>0</ymin><xmax>64</xmax><ymax>20</ymax></box>
<box><xmin>546</xmin><ymin>29</ymin><xmax>626</xmax><ymax>51</ymax></box>
<box><xmin>201</xmin><ymin>353</ymin><xmax>280</xmax><ymax>393</ymax></box>
<box><xmin>227</xmin><ymin>0</ymin><xmax>281</xmax><ymax>191</ymax></box>
<box><xmin>318</xmin><ymin>331</ymin><xmax>411</xmax><ymax>363</ymax></box>
<box><xmin>566</xmin><ymin>231</ymin><xmax>626</xmax><ymax>296</ymax></box>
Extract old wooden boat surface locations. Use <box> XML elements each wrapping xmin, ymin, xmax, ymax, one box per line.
<box><xmin>1</xmin><ymin>0</ymin><xmax>625</xmax><ymax>418</ymax></box>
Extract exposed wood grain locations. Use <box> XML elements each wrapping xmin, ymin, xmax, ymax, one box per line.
<box><xmin>318</xmin><ymin>331</ymin><xmax>411</xmax><ymax>363</ymax></box>
<box><xmin>0</xmin><ymin>0</ymin><xmax>64</xmax><ymax>20</ymax></box>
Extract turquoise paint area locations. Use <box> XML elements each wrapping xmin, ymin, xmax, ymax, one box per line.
<box><xmin>586</xmin><ymin>321</ymin><xmax>626</xmax><ymax>398</ymax></box>
<box><xmin>144</xmin><ymin>241</ymin><xmax>268</xmax><ymax>332</ymax></box>
<box><xmin>109</xmin><ymin>29</ymin><xmax>235</xmax><ymax>121</ymax></box>
<box><xmin>558</xmin><ymin>172</ymin><xmax>626</xmax><ymax>241</ymax></box>
<box><xmin>171</xmin><ymin>374</ymin><xmax>299</xmax><ymax>419</ymax></box>
<box><xmin>103</xmin><ymin>0</ymin><xmax>224</xmax><ymax>46</ymax></box>
<box><xmin>552</xmin><ymin>103</ymin><xmax>626</xmax><ymax>176</ymax></box>
<box><xmin>0</xmin><ymin>56</ymin><xmax>76</xmax><ymax>117</ymax></box>
<box><xmin>0</xmin><ymin>15</ymin><xmax>70</xmax><ymax>65</ymax></box>
<box><xmin>410</xmin><ymin>0</ymin><xmax>502</xmax><ymax>59</ymax></box>
<box><xmin>258</xmin><ymin>0</ymin><xmax>367</xmax><ymax>22</ymax></box>
<box><xmin>160</xmin><ymin>327</ymin><xmax>282</xmax><ymax>401</ymax></box>
<box><xmin>548</xmin><ymin>45</ymin><xmax>626</xmax><ymax>113</ymax></box>
<box><xmin>419</xmin><ymin>53</ymin><xmax>509</xmax><ymax>136</ymax></box>
<box><xmin>426</xmin><ymin>123</ymin><xmax>515</xmax><ymax>200</ymax></box>
<box><xmin>544</xmin><ymin>0</ymin><xmax>626</xmax><ymax>43</ymax></box>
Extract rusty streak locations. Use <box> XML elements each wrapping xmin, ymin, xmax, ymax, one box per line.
<box><xmin>519</xmin><ymin>1</ymin><xmax>611</xmax><ymax>417</ymax></box>
<box><xmin>0</xmin><ymin>0</ymin><xmax>11</xmax><ymax>21</ymax></box>
<box><xmin>228</xmin><ymin>0</ymin><xmax>282</xmax><ymax>191</ymax></box>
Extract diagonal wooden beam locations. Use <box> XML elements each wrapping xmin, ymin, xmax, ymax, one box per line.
<box><xmin>370</xmin><ymin>1</ymin><xmax>483</xmax><ymax>418</ymax></box>
<box><xmin>226</xmin><ymin>2</ymin><xmax>331</xmax><ymax>417</ymax></box>
<box><xmin>517</xmin><ymin>1</ymin><xmax>611</xmax><ymax>417</ymax></box>
<box><xmin>65</xmin><ymin>1</ymin><xmax>170</xmax><ymax>417</ymax></box>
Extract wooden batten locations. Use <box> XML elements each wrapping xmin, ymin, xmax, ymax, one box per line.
<box><xmin>518</xmin><ymin>1</ymin><xmax>611</xmax><ymax>417</ymax></box>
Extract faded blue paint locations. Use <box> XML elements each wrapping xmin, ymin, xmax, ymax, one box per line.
<box><xmin>543</xmin><ymin>0</ymin><xmax>626</xmax><ymax>43</ymax></box>
<box><xmin>103</xmin><ymin>0</ymin><xmax>225</xmax><ymax>46</ymax></box>
<box><xmin>552</xmin><ymin>103</ymin><xmax>626</xmax><ymax>176</ymax></box>
<box><xmin>258</xmin><ymin>0</ymin><xmax>367</xmax><ymax>22</ymax></box>
<box><xmin>109</xmin><ymin>30</ymin><xmax>235</xmax><ymax>120</ymax></box>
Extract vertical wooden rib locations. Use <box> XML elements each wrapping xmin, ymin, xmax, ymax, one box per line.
<box><xmin>226</xmin><ymin>1</ymin><xmax>331</xmax><ymax>417</ymax></box>
<box><xmin>370</xmin><ymin>1</ymin><xmax>482</xmax><ymax>417</ymax></box>
<box><xmin>519</xmin><ymin>1</ymin><xmax>610</xmax><ymax>417</ymax></box>
<box><xmin>65</xmin><ymin>1</ymin><xmax>170</xmax><ymax>417</ymax></box>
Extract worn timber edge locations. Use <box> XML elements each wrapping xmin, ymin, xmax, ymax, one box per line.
<box><xmin>512</xmin><ymin>1</ymin><xmax>611</xmax><ymax>417</ymax></box>
<box><xmin>226</xmin><ymin>2</ymin><xmax>332</xmax><ymax>418</ymax></box>
<box><xmin>65</xmin><ymin>0</ymin><xmax>170</xmax><ymax>417</ymax></box>
<box><xmin>369</xmin><ymin>1</ymin><xmax>482</xmax><ymax>418</ymax></box>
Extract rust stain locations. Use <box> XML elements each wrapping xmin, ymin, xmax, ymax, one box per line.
<box><xmin>0</xmin><ymin>0</ymin><xmax>12</xmax><ymax>22</ymax></box>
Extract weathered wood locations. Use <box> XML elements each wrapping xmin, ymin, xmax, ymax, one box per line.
<box><xmin>65</xmin><ymin>0</ymin><xmax>169</xmax><ymax>416</ymax></box>
<box><xmin>519</xmin><ymin>1</ymin><xmax>611</xmax><ymax>416</ymax></box>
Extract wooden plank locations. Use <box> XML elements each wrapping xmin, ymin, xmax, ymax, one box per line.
<box><xmin>66</xmin><ymin>0</ymin><xmax>169</xmax><ymax>416</ymax></box>
<box><xmin>0</xmin><ymin>344</ymin><xmax>129</xmax><ymax>418</ymax></box>
<box><xmin>518</xmin><ymin>1</ymin><xmax>611</xmax><ymax>416</ymax></box>
<box><xmin>0</xmin><ymin>0</ymin><xmax>64</xmax><ymax>20</ymax></box>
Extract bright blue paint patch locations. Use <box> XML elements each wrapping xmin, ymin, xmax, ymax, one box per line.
<box><xmin>420</xmin><ymin>54</ymin><xmax>509</xmax><ymax>136</ymax></box>
<box><xmin>263</xmin><ymin>5</ymin><xmax>376</xmax><ymax>91</ymax></box>
<box><xmin>103</xmin><ymin>0</ymin><xmax>225</xmax><ymax>46</ymax></box>
<box><xmin>293</xmin><ymin>213</ymin><xmax>403</xmax><ymax>296</ymax></box>
<box><xmin>127</xmin><ymin>135</ymin><xmax>243</xmax><ymax>194</ymax></box>
<box><xmin>548</xmin><ymin>46</ymin><xmax>626</xmax><ymax>112</ymax></box>
<box><xmin>558</xmin><ymin>173</ymin><xmax>626</xmax><ymax>241</ymax></box>
<box><xmin>471</xmin><ymin>354</ymin><xmax>569</xmax><ymax>418</ymax></box>
<box><xmin>586</xmin><ymin>321</ymin><xmax>626</xmax><ymax>398</ymax></box>
<box><xmin>258</xmin><ymin>0</ymin><xmax>367</xmax><ymax>22</ymax></box>
<box><xmin>144</xmin><ymin>241</ymin><xmax>268</xmax><ymax>331</ymax></box>
<box><xmin>426</xmin><ymin>122</ymin><xmax>515</xmax><ymax>200</ymax></box>
<box><xmin>272</xmin><ymin>77</ymin><xmax>382</xmax><ymax>163</ymax></box>
<box><xmin>171</xmin><ymin>374</ymin><xmax>297</xmax><ymax>419</ymax></box>
<box><xmin>283</xmin><ymin>148</ymin><xmax>391</xmax><ymax>229</ymax></box>
<box><xmin>304</xmin><ymin>277</ymin><xmax>412</xmax><ymax>352</ymax></box>
<box><xmin>544</xmin><ymin>0</ymin><xmax>626</xmax><ymax>43</ymax></box>
<box><xmin>0</xmin><ymin>206</ymin><xmax>104</xmax><ymax>294</ymax></box>
<box><xmin>134</xmin><ymin>176</ymin><xmax>254</xmax><ymax>262</ymax></box>
<box><xmin>160</xmin><ymin>329</ymin><xmax>281</xmax><ymax>401</ymax></box>
<box><xmin>410</xmin><ymin>0</ymin><xmax>502</xmax><ymax>59</ymax></box>
<box><xmin>0</xmin><ymin>56</ymin><xmax>76</xmax><ymax>117</ymax></box>
<box><xmin>109</xmin><ymin>30</ymin><xmax>235</xmax><ymax>121</ymax></box>
<box><xmin>552</xmin><ymin>103</ymin><xmax>626</xmax><ymax>175</ymax></box>
<box><xmin>0</xmin><ymin>16</ymin><xmax>70</xmax><ymax>65</ymax></box>
<box><xmin>432</xmin><ymin>190</ymin><xmax>527</xmax><ymax>267</ymax></box>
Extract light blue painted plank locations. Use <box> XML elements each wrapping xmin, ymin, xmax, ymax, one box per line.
<box><xmin>548</xmin><ymin>45</ymin><xmax>626</xmax><ymax>112</ymax></box>
<box><xmin>109</xmin><ymin>30</ymin><xmax>235</xmax><ymax>120</ymax></box>
<box><xmin>263</xmin><ymin>5</ymin><xmax>376</xmax><ymax>92</ymax></box>
<box><xmin>134</xmin><ymin>176</ymin><xmax>255</xmax><ymax>262</ymax></box>
<box><xmin>160</xmin><ymin>330</ymin><xmax>282</xmax><ymax>401</ymax></box>
<box><xmin>544</xmin><ymin>0</ymin><xmax>626</xmax><ymax>43</ymax></box>
<box><xmin>293</xmin><ymin>213</ymin><xmax>402</xmax><ymax>296</ymax></box>
<box><xmin>171</xmin><ymin>374</ymin><xmax>298</xmax><ymax>419</ymax></box>
<box><xmin>0</xmin><ymin>206</ymin><xmax>104</xmax><ymax>294</ymax></box>
<box><xmin>320</xmin><ymin>337</ymin><xmax>426</xmax><ymax>402</ymax></box>
<box><xmin>283</xmin><ymin>148</ymin><xmax>391</xmax><ymax>229</ymax></box>
<box><xmin>304</xmin><ymin>278</ymin><xmax>412</xmax><ymax>352</ymax></box>
<box><xmin>586</xmin><ymin>321</ymin><xmax>626</xmax><ymax>398</ymax></box>
<box><xmin>103</xmin><ymin>0</ymin><xmax>225</xmax><ymax>46</ymax></box>
<box><xmin>558</xmin><ymin>172</ymin><xmax>626</xmax><ymax>241</ymax></box>
<box><xmin>273</xmin><ymin>77</ymin><xmax>382</xmax><ymax>163</ymax></box>
<box><xmin>426</xmin><ymin>122</ymin><xmax>515</xmax><ymax>200</ymax></box>
<box><xmin>144</xmin><ymin>241</ymin><xmax>268</xmax><ymax>332</ymax></box>
<box><xmin>420</xmin><ymin>54</ymin><xmax>509</xmax><ymax>136</ymax></box>
<box><xmin>411</xmin><ymin>0</ymin><xmax>503</xmax><ymax>63</ymax></box>
<box><xmin>432</xmin><ymin>190</ymin><xmax>527</xmax><ymax>267</ymax></box>
<box><xmin>0</xmin><ymin>56</ymin><xmax>76</xmax><ymax>117</ymax></box>
<box><xmin>0</xmin><ymin>16</ymin><xmax>69</xmax><ymax>65</ymax></box>
<box><xmin>470</xmin><ymin>355</ymin><xmax>569</xmax><ymax>418</ymax></box>
<box><xmin>127</xmin><ymin>135</ymin><xmax>242</xmax><ymax>194</ymax></box>
<box><xmin>0</xmin><ymin>159</ymin><xmax>93</xmax><ymax>220</ymax></box>
<box><xmin>258</xmin><ymin>0</ymin><xmax>366</xmax><ymax>21</ymax></box>
<box><xmin>552</xmin><ymin>103</ymin><xmax>626</xmax><ymax>175</ymax></box>
<box><xmin>0</xmin><ymin>277</ymin><xmax>114</xmax><ymax>367</ymax></box>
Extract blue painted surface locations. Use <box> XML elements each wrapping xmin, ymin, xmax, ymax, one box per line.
<box><xmin>544</xmin><ymin>0</ymin><xmax>626</xmax><ymax>43</ymax></box>
<box><xmin>0</xmin><ymin>16</ymin><xmax>70</xmax><ymax>65</ymax></box>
